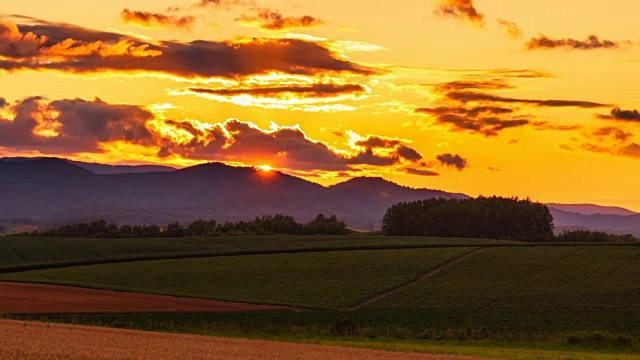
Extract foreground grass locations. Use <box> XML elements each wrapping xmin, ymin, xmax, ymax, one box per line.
<box><xmin>0</xmin><ymin>235</ymin><xmax>517</xmax><ymax>272</ymax></box>
<box><xmin>17</xmin><ymin>314</ymin><xmax>640</xmax><ymax>360</ymax></box>
<box><xmin>0</xmin><ymin>248</ymin><xmax>475</xmax><ymax>309</ymax></box>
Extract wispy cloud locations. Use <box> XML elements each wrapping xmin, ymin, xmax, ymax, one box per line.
<box><xmin>527</xmin><ymin>35</ymin><xmax>626</xmax><ymax>50</ymax></box>
<box><xmin>121</xmin><ymin>9</ymin><xmax>196</xmax><ymax>29</ymax></box>
<box><xmin>434</xmin><ymin>0</ymin><xmax>484</xmax><ymax>26</ymax></box>
<box><xmin>236</xmin><ymin>9</ymin><xmax>324</xmax><ymax>31</ymax></box>
<box><xmin>496</xmin><ymin>19</ymin><xmax>522</xmax><ymax>39</ymax></box>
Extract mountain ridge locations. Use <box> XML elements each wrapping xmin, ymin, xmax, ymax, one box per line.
<box><xmin>1</xmin><ymin>157</ymin><xmax>639</xmax><ymax>234</ymax></box>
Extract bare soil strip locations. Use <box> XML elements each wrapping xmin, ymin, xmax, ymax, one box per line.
<box><xmin>345</xmin><ymin>249</ymin><xmax>483</xmax><ymax>311</ymax></box>
<box><xmin>0</xmin><ymin>282</ymin><xmax>296</xmax><ymax>314</ymax></box>
<box><xmin>0</xmin><ymin>319</ymin><xmax>491</xmax><ymax>360</ymax></box>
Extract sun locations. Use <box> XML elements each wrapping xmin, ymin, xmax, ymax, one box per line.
<box><xmin>255</xmin><ymin>165</ymin><xmax>273</xmax><ymax>172</ymax></box>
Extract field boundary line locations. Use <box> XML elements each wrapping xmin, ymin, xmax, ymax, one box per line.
<box><xmin>0</xmin><ymin>244</ymin><xmax>503</xmax><ymax>274</ymax></box>
<box><xmin>343</xmin><ymin>248</ymin><xmax>484</xmax><ymax>311</ymax></box>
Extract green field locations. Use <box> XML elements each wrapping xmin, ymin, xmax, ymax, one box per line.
<box><xmin>4</xmin><ymin>236</ymin><xmax>640</xmax><ymax>359</ymax></box>
<box><xmin>0</xmin><ymin>247</ymin><xmax>475</xmax><ymax>309</ymax></box>
<box><xmin>369</xmin><ymin>246</ymin><xmax>640</xmax><ymax>310</ymax></box>
<box><xmin>0</xmin><ymin>235</ymin><xmax>518</xmax><ymax>273</ymax></box>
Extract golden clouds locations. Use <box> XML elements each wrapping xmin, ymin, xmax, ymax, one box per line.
<box><xmin>121</xmin><ymin>9</ymin><xmax>196</xmax><ymax>29</ymax></box>
<box><xmin>0</xmin><ymin>18</ymin><xmax>375</xmax><ymax>80</ymax></box>
<box><xmin>0</xmin><ymin>96</ymin><xmax>448</xmax><ymax>176</ymax></box>
<box><xmin>236</xmin><ymin>9</ymin><xmax>324</xmax><ymax>31</ymax></box>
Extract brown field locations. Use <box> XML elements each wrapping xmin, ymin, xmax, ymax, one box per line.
<box><xmin>0</xmin><ymin>319</ymin><xmax>490</xmax><ymax>360</ymax></box>
<box><xmin>0</xmin><ymin>282</ymin><xmax>295</xmax><ymax>314</ymax></box>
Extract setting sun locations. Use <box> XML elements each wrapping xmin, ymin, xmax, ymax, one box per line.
<box><xmin>256</xmin><ymin>165</ymin><xmax>273</xmax><ymax>172</ymax></box>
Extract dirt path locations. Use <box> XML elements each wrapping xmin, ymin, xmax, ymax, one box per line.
<box><xmin>0</xmin><ymin>282</ymin><xmax>296</xmax><ymax>314</ymax></box>
<box><xmin>345</xmin><ymin>249</ymin><xmax>483</xmax><ymax>311</ymax></box>
<box><xmin>0</xmin><ymin>319</ymin><xmax>492</xmax><ymax>360</ymax></box>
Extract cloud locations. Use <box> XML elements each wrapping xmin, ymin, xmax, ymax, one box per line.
<box><xmin>434</xmin><ymin>0</ymin><xmax>484</xmax><ymax>26</ymax></box>
<box><xmin>415</xmin><ymin>78</ymin><xmax>595</xmax><ymax>136</ymax></box>
<box><xmin>437</xmin><ymin>153</ymin><xmax>468</xmax><ymax>170</ymax></box>
<box><xmin>0</xmin><ymin>18</ymin><xmax>376</xmax><ymax>79</ymax></box>
<box><xmin>0</xmin><ymin>97</ymin><xmax>154</xmax><ymax>153</ymax></box>
<box><xmin>527</xmin><ymin>35</ymin><xmax>625</xmax><ymax>50</ymax></box>
<box><xmin>167</xmin><ymin>0</ymin><xmax>255</xmax><ymax>11</ymax></box>
<box><xmin>593</xmin><ymin>127</ymin><xmax>633</xmax><ymax>142</ymax></box>
<box><xmin>0</xmin><ymin>98</ymin><xmax>7</xmax><ymax>108</ymax></box>
<box><xmin>597</xmin><ymin>107</ymin><xmax>640</xmax><ymax>122</ymax></box>
<box><xmin>121</xmin><ymin>9</ymin><xmax>196</xmax><ymax>29</ymax></box>
<box><xmin>497</xmin><ymin>19</ymin><xmax>522</xmax><ymax>39</ymax></box>
<box><xmin>185</xmin><ymin>83</ymin><xmax>366</xmax><ymax>98</ymax></box>
<box><xmin>0</xmin><ymin>96</ymin><xmax>430</xmax><ymax>174</ymax></box>
<box><xmin>446</xmin><ymin>92</ymin><xmax>609</xmax><ymax>108</ymax></box>
<box><xmin>175</xmin><ymin>83</ymin><xmax>368</xmax><ymax>111</ymax></box>
<box><xmin>237</xmin><ymin>9</ymin><xmax>324</xmax><ymax>31</ymax></box>
<box><xmin>406</xmin><ymin>168</ymin><xmax>439</xmax><ymax>176</ymax></box>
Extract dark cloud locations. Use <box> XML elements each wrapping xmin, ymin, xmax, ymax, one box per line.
<box><xmin>0</xmin><ymin>98</ymin><xmax>7</xmax><ymax>108</ymax></box>
<box><xmin>597</xmin><ymin>107</ymin><xmax>640</xmax><ymax>122</ymax></box>
<box><xmin>497</xmin><ymin>19</ymin><xmax>522</xmax><ymax>39</ymax></box>
<box><xmin>396</xmin><ymin>146</ymin><xmax>423</xmax><ymax>161</ymax></box>
<box><xmin>417</xmin><ymin>106</ymin><xmax>514</xmax><ymax>117</ymax></box>
<box><xmin>0</xmin><ymin>96</ymin><xmax>426</xmax><ymax>172</ymax></box>
<box><xmin>186</xmin><ymin>83</ymin><xmax>366</xmax><ymax>98</ymax></box>
<box><xmin>527</xmin><ymin>35</ymin><xmax>624</xmax><ymax>50</ymax></box>
<box><xmin>237</xmin><ymin>9</ymin><xmax>324</xmax><ymax>31</ymax></box>
<box><xmin>434</xmin><ymin>0</ymin><xmax>484</xmax><ymax>26</ymax></box>
<box><xmin>437</xmin><ymin>153</ymin><xmax>468</xmax><ymax>170</ymax></box>
<box><xmin>446</xmin><ymin>92</ymin><xmax>609</xmax><ymax>108</ymax></box>
<box><xmin>416</xmin><ymin>106</ymin><xmax>527</xmax><ymax>136</ymax></box>
<box><xmin>333</xmin><ymin>131</ymin><xmax>344</xmax><ymax>137</ymax></box>
<box><xmin>0</xmin><ymin>18</ymin><xmax>376</xmax><ymax>79</ymax></box>
<box><xmin>593</xmin><ymin>127</ymin><xmax>633</xmax><ymax>142</ymax></box>
<box><xmin>406</xmin><ymin>168</ymin><xmax>439</xmax><ymax>176</ymax></box>
<box><xmin>121</xmin><ymin>9</ymin><xmax>196</xmax><ymax>29</ymax></box>
<box><xmin>437</xmin><ymin>113</ymin><xmax>529</xmax><ymax>136</ymax></box>
<box><xmin>434</xmin><ymin>80</ymin><xmax>513</xmax><ymax>93</ymax></box>
<box><xmin>0</xmin><ymin>97</ymin><xmax>154</xmax><ymax>153</ymax></box>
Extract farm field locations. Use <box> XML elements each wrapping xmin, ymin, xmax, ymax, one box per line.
<box><xmin>0</xmin><ymin>235</ymin><xmax>518</xmax><ymax>272</ymax></box>
<box><xmin>0</xmin><ymin>282</ymin><xmax>296</xmax><ymax>314</ymax></box>
<box><xmin>0</xmin><ymin>247</ymin><xmax>476</xmax><ymax>309</ymax></box>
<box><xmin>369</xmin><ymin>246</ymin><xmax>640</xmax><ymax>310</ymax></box>
<box><xmin>0</xmin><ymin>319</ymin><xmax>491</xmax><ymax>360</ymax></box>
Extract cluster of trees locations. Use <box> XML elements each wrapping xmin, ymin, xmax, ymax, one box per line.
<box><xmin>556</xmin><ymin>229</ymin><xmax>637</xmax><ymax>243</ymax></box>
<box><xmin>382</xmin><ymin>196</ymin><xmax>555</xmax><ymax>242</ymax></box>
<box><xmin>27</xmin><ymin>214</ymin><xmax>348</xmax><ymax>238</ymax></box>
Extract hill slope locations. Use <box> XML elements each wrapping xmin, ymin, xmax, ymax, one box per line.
<box><xmin>0</xmin><ymin>158</ymin><xmax>463</xmax><ymax>229</ymax></box>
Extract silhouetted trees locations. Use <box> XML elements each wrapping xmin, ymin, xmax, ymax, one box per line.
<box><xmin>382</xmin><ymin>196</ymin><xmax>555</xmax><ymax>242</ymax></box>
<box><xmin>27</xmin><ymin>214</ymin><xmax>347</xmax><ymax>238</ymax></box>
<box><xmin>556</xmin><ymin>229</ymin><xmax>637</xmax><ymax>243</ymax></box>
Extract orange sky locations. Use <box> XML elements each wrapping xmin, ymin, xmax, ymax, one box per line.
<box><xmin>1</xmin><ymin>0</ymin><xmax>640</xmax><ymax>210</ymax></box>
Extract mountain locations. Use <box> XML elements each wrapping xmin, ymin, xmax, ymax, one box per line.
<box><xmin>3</xmin><ymin>157</ymin><xmax>639</xmax><ymax>235</ymax></box>
<box><xmin>549</xmin><ymin>208</ymin><xmax>640</xmax><ymax>236</ymax></box>
<box><xmin>0</xmin><ymin>157</ymin><xmax>463</xmax><ymax>230</ymax></box>
<box><xmin>68</xmin><ymin>160</ymin><xmax>176</xmax><ymax>175</ymax></box>
<box><xmin>547</xmin><ymin>203</ymin><xmax>637</xmax><ymax>216</ymax></box>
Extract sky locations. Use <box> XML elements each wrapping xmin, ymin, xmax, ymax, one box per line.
<box><xmin>1</xmin><ymin>0</ymin><xmax>640</xmax><ymax>210</ymax></box>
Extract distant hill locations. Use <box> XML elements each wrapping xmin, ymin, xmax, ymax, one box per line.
<box><xmin>0</xmin><ymin>157</ymin><xmax>463</xmax><ymax>230</ymax></box>
<box><xmin>68</xmin><ymin>160</ymin><xmax>176</xmax><ymax>175</ymax></box>
<box><xmin>2</xmin><ymin>157</ymin><xmax>640</xmax><ymax>235</ymax></box>
<box><xmin>547</xmin><ymin>203</ymin><xmax>637</xmax><ymax>216</ymax></box>
<box><xmin>549</xmin><ymin>208</ymin><xmax>640</xmax><ymax>236</ymax></box>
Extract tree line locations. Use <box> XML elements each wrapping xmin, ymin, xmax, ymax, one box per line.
<box><xmin>24</xmin><ymin>214</ymin><xmax>348</xmax><ymax>238</ymax></box>
<box><xmin>382</xmin><ymin>196</ymin><xmax>555</xmax><ymax>242</ymax></box>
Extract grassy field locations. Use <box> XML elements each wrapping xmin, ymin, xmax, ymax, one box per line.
<box><xmin>0</xmin><ymin>235</ymin><xmax>518</xmax><ymax>272</ymax></box>
<box><xmin>369</xmin><ymin>246</ymin><xmax>640</xmax><ymax>310</ymax></box>
<box><xmin>0</xmin><ymin>248</ymin><xmax>476</xmax><ymax>309</ymax></box>
<box><xmin>4</xmin><ymin>236</ymin><xmax>640</xmax><ymax>358</ymax></box>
